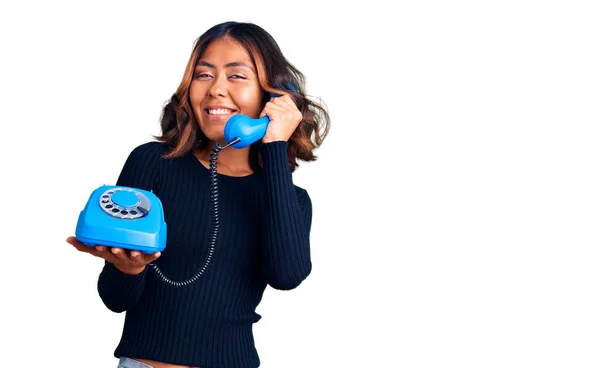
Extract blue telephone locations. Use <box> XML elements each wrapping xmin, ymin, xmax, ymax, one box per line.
<box><xmin>75</xmin><ymin>185</ymin><xmax>167</xmax><ymax>253</ymax></box>
<box><xmin>223</xmin><ymin>84</ymin><xmax>296</xmax><ymax>148</ymax></box>
<box><xmin>75</xmin><ymin>85</ymin><xmax>295</xmax><ymax>285</ymax></box>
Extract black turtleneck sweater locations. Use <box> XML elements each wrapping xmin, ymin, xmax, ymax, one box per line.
<box><xmin>96</xmin><ymin>140</ymin><xmax>312</xmax><ymax>368</ymax></box>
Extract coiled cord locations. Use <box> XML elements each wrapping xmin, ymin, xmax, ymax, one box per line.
<box><xmin>149</xmin><ymin>138</ymin><xmax>240</xmax><ymax>287</ymax></box>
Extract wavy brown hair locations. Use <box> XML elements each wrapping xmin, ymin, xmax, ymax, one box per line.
<box><xmin>153</xmin><ymin>21</ymin><xmax>330</xmax><ymax>172</ymax></box>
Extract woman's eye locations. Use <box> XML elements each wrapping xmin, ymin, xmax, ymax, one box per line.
<box><xmin>195</xmin><ymin>73</ymin><xmax>212</xmax><ymax>79</ymax></box>
<box><xmin>230</xmin><ymin>75</ymin><xmax>247</xmax><ymax>80</ymax></box>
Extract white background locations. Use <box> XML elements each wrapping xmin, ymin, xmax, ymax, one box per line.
<box><xmin>1</xmin><ymin>0</ymin><xmax>599</xmax><ymax>367</ymax></box>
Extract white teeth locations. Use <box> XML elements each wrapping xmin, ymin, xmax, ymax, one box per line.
<box><xmin>208</xmin><ymin>109</ymin><xmax>232</xmax><ymax>115</ymax></box>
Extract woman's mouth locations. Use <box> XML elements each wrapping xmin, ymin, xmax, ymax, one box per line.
<box><xmin>204</xmin><ymin>108</ymin><xmax>237</xmax><ymax>120</ymax></box>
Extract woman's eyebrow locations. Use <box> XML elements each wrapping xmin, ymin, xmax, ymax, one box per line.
<box><xmin>225</xmin><ymin>61</ymin><xmax>254</xmax><ymax>70</ymax></box>
<box><xmin>196</xmin><ymin>60</ymin><xmax>254</xmax><ymax>71</ymax></box>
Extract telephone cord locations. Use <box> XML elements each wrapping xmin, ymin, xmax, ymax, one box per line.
<box><xmin>149</xmin><ymin>138</ymin><xmax>241</xmax><ymax>287</ymax></box>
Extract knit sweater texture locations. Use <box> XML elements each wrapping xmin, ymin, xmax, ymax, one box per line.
<box><xmin>97</xmin><ymin>140</ymin><xmax>312</xmax><ymax>367</ymax></box>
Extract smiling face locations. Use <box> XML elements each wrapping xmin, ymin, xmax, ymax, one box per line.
<box><xmin>189</xmin><ymin>36</ymin><xmax>264</xmax><ymax>143</ymax></box>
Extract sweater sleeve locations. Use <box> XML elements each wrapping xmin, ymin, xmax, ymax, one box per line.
<box><xmin>97</xmin><ymin>142</ymin><xmax>161</xmax><ymax>313</ymax></box>
<box><xmin>260</xmin><ymin>141</ymin><xmax>313</xmax><ymax>290</ymax></box>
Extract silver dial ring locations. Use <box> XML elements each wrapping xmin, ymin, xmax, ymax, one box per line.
<box><xmin>99</xmin><ymin>188</ymin><xmax>151</xmax><ymax>220</ymax></box>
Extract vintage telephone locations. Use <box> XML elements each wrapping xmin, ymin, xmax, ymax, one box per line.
<box><xmin>75</xmin><ymin>85</ymin><xmax>296</xmax><ymax>286</ymax></box>
<box><xmin>75</xmin><ymin>186</ymin><xmax>167</xmax><ymax>253</ymax></box>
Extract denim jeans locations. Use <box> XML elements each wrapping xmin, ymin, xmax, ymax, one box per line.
<box><xmin>117</xmin><ymin>357</ymin><xmax>153</xmax><ymax>368</ymax></box>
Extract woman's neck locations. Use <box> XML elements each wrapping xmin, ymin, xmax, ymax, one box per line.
<box><xmin>193</xmin><ymin>141</ymin><xmax>253</xmax><ymax>176</ymax></box>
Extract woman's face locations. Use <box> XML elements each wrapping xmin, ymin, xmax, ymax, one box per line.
<box><xmin>189</xmin><ymin>36</ymin><xmax>263</xmax><ymax>143</ymax></box>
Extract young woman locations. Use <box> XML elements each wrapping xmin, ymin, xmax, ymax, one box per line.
<box><xmin>67</xmin><ymin>21</ymin><xmax>330</xmax><ymax>368</ymax></box>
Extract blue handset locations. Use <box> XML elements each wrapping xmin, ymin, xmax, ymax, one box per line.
<box><xmin>223</xmin><ymin>85</ymin><xmax>297</xmax><ymax>148</ymax></box>
<box><xmin>75</xmin><ymin>185</ymin><xmax>167</xmax><ymax>254</ymax></box>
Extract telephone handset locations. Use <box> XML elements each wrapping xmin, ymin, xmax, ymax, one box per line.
<box><xmin>75</xmin><ymin>84</ymin><xmax>296</xmax><ymax>286</ymax></box>
<box><xmin>223</xmin><ymin>84</ymin><xmax>297</xmax><ymax>148</ymax></box>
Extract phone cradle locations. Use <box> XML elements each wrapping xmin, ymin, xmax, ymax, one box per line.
<box><xmin>75</xmin><ymin>185</ymin><xmax>167</xmax><ymax>254</ymax></box>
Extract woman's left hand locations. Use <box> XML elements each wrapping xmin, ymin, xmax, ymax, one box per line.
<box><xmin>260</xmin><ymin>94</ymin><xmax>303</xmax><ymax>143</ymax></box>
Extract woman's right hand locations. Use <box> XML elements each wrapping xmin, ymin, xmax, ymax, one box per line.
<box><xmin>66</xmin><ymin>236</ymin><xmax>161</xmax><ymax>275</ymax></box>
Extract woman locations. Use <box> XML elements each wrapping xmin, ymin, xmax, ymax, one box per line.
<box><xmin>67</xmin><ymin>21</ymin><xmax>329</xmax><ymax>368</ymax></box>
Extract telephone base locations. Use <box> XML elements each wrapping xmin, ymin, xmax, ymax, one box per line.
<box><xmin>79</xmin><ymin>237</ymin><xmax>161</xmax><ymax>254</ymax></box>
<box><xmin>75</xmin><ymin>185</ymin><xmax>167</xmax><ymax>255</ymax></box>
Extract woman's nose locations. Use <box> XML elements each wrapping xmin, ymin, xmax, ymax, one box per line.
<box><xmin>207</xmin><ymin>78</ymin><xmax>227</xmax><ymax>97</ymax></box>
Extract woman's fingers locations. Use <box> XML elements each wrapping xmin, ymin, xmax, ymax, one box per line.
<box><xmin>259</xmin><ymin>100</ymin><xmax>286</xmax><ymax>117</ymax></box>
<box><xmin>68</xmin><ymin>235</ymin><xmax>161</xmax><ymax>269</ymax></box>
<box><xmin>106</xmin><ymin>247</ymin><xmax>160</xmax><ymax>267</ymax></box>
<box><xmin>67</xmin><ymin>236</ymin><xmax>99</xmax><ymax>256</ymax></box>
<box><xmin>143</xmin><ymin>252</ymin><xmax>162</xmax><ymax>264</ymax></box>
<box><xmin>272</xmin><ymin>94</ymin><xmax>296</xmax><ymax>109</ymax></box>
<box><xmin>109</xmin><ymin>247</ymin><xmax>128</xmax><ymax>260</ymax></box>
